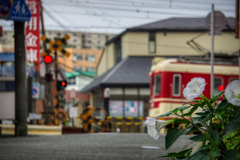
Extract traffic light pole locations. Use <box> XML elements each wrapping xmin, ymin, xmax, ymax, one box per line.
<box><xmin>54</xmin><ymin>49</ymin><xmax>59</xmax><ymax>125</ymax></box>
<box><xmin>14</xmin><ymin>21</ymin><xmax>27</xmax><ymax>136</ymax></box>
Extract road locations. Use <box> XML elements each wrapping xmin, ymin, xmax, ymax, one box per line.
<box><xmin>0</xmin><ymin>133</ymin><xmax>193</xmax><ymax>160</ymax></box>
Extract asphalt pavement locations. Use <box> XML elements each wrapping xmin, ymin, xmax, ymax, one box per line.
<box><xmin>0</xmin><ymin>133</ymin><xmax>193</xmax><ymax>160</ymax></box>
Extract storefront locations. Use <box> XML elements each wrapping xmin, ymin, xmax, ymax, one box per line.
<box><xmin>80</xmin><ymin>56</ymin><xmax>153</xmax><ymax>132</ymax></box>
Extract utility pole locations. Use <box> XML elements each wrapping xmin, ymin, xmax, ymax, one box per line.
<box><xmin>14</xmin><ymin>21</ymin><xmax>27</xmax><ymax>136</ymax></box>
<box><xmin>210</xmin><ymin>4</ymin><xmax>214</xmax><ymax>98</ymax></box>
<box><xmin>41</xmin><ymin>2</ymin><xmax>53</xmax><ymax>125</ymax></box>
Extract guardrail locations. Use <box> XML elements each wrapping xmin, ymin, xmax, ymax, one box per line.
<box><xmin>0</xmin><ymin>124</ymin><xmax>62</xmax><ymax>136</ymax></box>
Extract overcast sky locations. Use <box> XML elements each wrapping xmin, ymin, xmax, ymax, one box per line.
<box><xmin>0</xmin><ymin>0</ymin><xmax>236</xmax><ymax>34</ymax></box>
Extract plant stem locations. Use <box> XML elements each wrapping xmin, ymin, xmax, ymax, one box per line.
<box><xmin>233</xmin><ymin>142</ymin><xmax>240</xmax><ymax>150</ymax></box>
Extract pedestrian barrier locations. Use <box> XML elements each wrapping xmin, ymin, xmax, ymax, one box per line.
<box><xmin>0</xmin><ymin>124</ymin><xmax>62</xmax><ymax>136</ymax></box>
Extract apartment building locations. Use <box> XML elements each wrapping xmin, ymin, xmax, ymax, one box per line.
<box><xmin>0</xmin><ymin>30</ymin><xmax>116</xmax><ymax>50</ymax></box>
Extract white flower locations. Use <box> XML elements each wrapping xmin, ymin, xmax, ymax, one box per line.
<box><xmin>183</xmin><ymin>77</ymin><xmax>206</xmax><ymax>100</ymax></box>
<box><xmin>145</xmin><ymin>117</ymin><xmax>174</xmax><ymax>140</ymax></box>
<box><xmin>224</xmin><ymin>80</ymin><xmax>240</xmax><ymax>106</ymax></box>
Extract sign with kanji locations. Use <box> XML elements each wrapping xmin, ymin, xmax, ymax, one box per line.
<box><xmin>25</xmin><ymin>0</ymin><xmax>40</xmax><ymax>70</ymax></box>
<box><xmin>9</xmin><ymin>0</ymin><xmax>31</xmax><ymax>21</ymax></box>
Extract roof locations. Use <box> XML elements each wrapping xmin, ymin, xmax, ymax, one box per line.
<box><xmin>106</xmin><ymin>17</ymin><xmax>235</xmax><ymax>45</ymax></box>
<box><xmin>127</xmin><ymin>17</ymin><xmax>235</xmax><ymax>32</ymax></box>
<box><xmin>79</xmin><ymin>56</ymin><xmax>154</xmax><ymax>93</ymax></box>
<box><xmin>152</xmin><ymin>58</ymin><xmax>239</xmax><ymax>76</ymax></box>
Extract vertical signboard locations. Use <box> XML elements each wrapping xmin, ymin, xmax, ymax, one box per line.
<box><xmin>25</xmin><ymin>0</ymin><xmax>40</xmax><ymax>70</ymax></box>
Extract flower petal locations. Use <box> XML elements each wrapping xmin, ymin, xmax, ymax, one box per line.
<box><xmin>225</xmin><ymin>80</ymin><xmax>240</xmax><ymax>106</ymax></box>
<box><xmin>145</xmin><ymin>117</ymin><xmax>156</xmax><ymax>126</ymax></box>
<box><xmin>147</xmin><ymin>125</ymin><xmax>160</xmax><ymax>140</ymax></box>
<box><xmin>183</xmin><ymin>77</ymin><xmax>206</xmax><ymax>100</ymax></box>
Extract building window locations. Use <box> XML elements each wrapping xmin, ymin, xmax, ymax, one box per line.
<box><xmin>73</xmin><ymin>54</ymin><xmax>82</xmax><ymax>61</ymax></box>
<box><xmin>149</xmin><ymin>32</ymin><xmax>156</xmax><ymax>53</ymax></box>
<box><xmin>154</xmin><ymin>75</ymin><xmax>161</xmax><ymax>95</ymax></box>
<box><xmin>86</xmin><ymin>67</ymin><xmax>95</xmax><ymax>72</ymax></box>
<box><xmin>98</xmin><ymin>34</ymin><xmax>101</xmax><ymax>38</ymax></box>
<box><xmin>86</xmin><ymin>54</ymin><xmax>95</xmax><ymax>62</ymax></box>
<box><xmin>115</xmin><ymin>39</ymin><xmax>122</xmax><ymax>63</ymax></box>
<box><xmin>48</xmin><ymin>32</ymin><xmax>52</xmax><ymax>35</ymax></box>
<box><xmin>229</xmin><ymin>78</ymin><xmax>238</xmax><ymax>83</ymax></box>
<box><xmin>73</xmin><ymin>66</ymin><xmax>82</xmax><ymax>72</ymax></box>
<box><xmin>98</xmin><ymin>40</ymin><xmax>101</xmax><ymax>44</ymax></box>
<box><xmin>105</xmin><ymin>35</ymin><xmax>109</xmax><ymax>41</ymax></box>
<box><xmin>0</xmin><ymin>81</ymin><xmax>15</xmax><ymax>91</ymax></box>
<box><xmin>73</xmin><ymin>33</ymin><xmax>77</xmax><ymax>36</ymax></box>
<box><xmin>214</xmin><ymin>77</ymin><xmax>223</xmax><ymax>96</ymax></box>
<box><xmin>74</xmin><ymin>39</ymin><xmax>77</xmax><ymax>42</ymax></box>
<box><xmin>57</xmin><ymin>33</ymin><xmax>61</xmax><ymax>36</ymax></box>
<box><xmin>173</xmin><ymin>74</ymin><xmax>181</xmax><ymax>96</ymax></box>
<box><xmin>68</xmin><ymin>77</ymin><xmax>76</xmax><ymax>85</ymax></box>
<box><xmin>97</xmin><ymin>46</ymin><xmax>102</xmax><ymax>49</ymax></box>
<box><xmin>88</xmin><ymin>40</ymin><xmax>91</xmax><ymax>44</ymax></box>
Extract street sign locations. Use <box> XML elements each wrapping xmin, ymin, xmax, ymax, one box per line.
<box><xmin>32</xmin><ymin>82</ymin><xmax>40</xmax><ymax>99</ymax></box>
<box><xmin>0</xmin><ymin>0</ymin><xmax>13</xmax><ymax>19</ymax></box>
<box><xmin>9</xmin><ymin>0</ymin><xmax>31</xmax><ymax>22</ymax></box>
<box><xmin>206</xmin><ymin>11</ymin><xmax>226</xmax><ymax>35</ymax></box>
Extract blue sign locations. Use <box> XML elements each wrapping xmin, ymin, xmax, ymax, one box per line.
<box><xmin>0</xmin><ymin>0</ymin><xmax>13</xmax><ymax>19</ymax></box>
<box><xmin>32</xmin><ymin>82</ymin><xmax>40</xmax><ymax>99</ymax></box>
<box><xmin>9</xmin><ymin>0</ymin><xmax>31</xmax><ymax>22</ymax></box>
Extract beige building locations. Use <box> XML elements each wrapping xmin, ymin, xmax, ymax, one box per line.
<box><xmin>97</xmin><ymin>17</ymin><xmax>238</xmax><ymax>76</ymax></box>
<box><xmin>58</xmin><ymin>48</ymin><xmax>102</xmax><ymax>73</ymax></box>
<box><xmin>0</xmin><ymin>30</ymin><xmax>116</xmax><ymax>50</ymax></box>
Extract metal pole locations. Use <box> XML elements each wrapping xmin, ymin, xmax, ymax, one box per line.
<box><xmin>41</xmin><ymin>2</ymin><xmax>53</xmax><ymax>124</ymax></box>
<box><xmin>14</xmin><ymin>21</ymin><xmax>27</xmax><ymax>136</ymax></box>
<box><xmin>211</xmin><ymin>4</ymin><xmax>215</xmax><ymax>98</ymax></box>
<box><xmin>54</xmin><ymin>49</ymin><xmax>59</xmax><ymax>125</ymax></box>
<box><xmin>238</xmin><ymin>0</ymin><xmax>240</xmax><ymax>80</ymax></box>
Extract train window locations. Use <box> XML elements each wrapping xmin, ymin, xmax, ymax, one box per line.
<box><xmin>214</xmin><ymin>78</ymin><xmax>223</xmax><ymax>96</ymax></box>
<box><xmin>173</xmin><ymin>74</ymin><xmax>181</xmax><ymax>96</ymax></box>
<box><xmin>154</xmin><ymin>75</ymin><xmax>161</xmax><ymax>95</ymax></box>
<box><xmin>229</xmin><ymin>78</ymin><xmax>238</xmax><ymax>83</ymax></box>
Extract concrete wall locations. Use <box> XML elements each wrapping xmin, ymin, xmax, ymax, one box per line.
<box><xmin>0</xmin><ymin>92</ymin><xmax>15</xmax><ymax>119</ymax></box>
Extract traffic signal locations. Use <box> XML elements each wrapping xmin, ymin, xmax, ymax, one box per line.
<box><xmin>57</xmin><ymin>80</ymin><xmax>68</xmax><ymax>90</ymax></box>
<box><xmin>44</xmin><ymin>55</ymin><xmax>52</xmax><ymax>64</ymax></box>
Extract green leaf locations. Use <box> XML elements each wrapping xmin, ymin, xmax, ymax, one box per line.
<box><xmin>165</xmin><ymin>127</ymin><xmax>193</xmax><ymax>150</ymax></box>
<box><xmin>224</xmin><ymin>115</ymin><xmax>240</xmax><ymax>132</ymax></box>
<box><xmin>182</xmin><ymin>100</ymin><xmax>201</xmax><ymax>106</ymax></box>
<box><xmin>190</xmin><ymin>149</ymin><xmax>210</xmax><ymax>160</ymax></box>
<box><xmin>174</xmin><ymin>118</ymin><xmax>191</xmax><ymax>124</ymax></box>
<box><xmin>209</xmin><ymin>145</ymin><xmax>220</xmax><ymax>157</ymax></box>
<box><xmin>156</xmin><ymin>110</ymin><xmax>173</xmax><ymax>118</ymax></box>
<box><xmin>204</xmin><ymin>99</ymin><xmax>213</xmax><ymax>110</ymax></box>
<box><xmin>172</xmin><ymin>108</ymin><xmax>179</xmax><ymax>113</ymax></box>
<box><xmin>181</xmin><ymin>105</ymin><xmax>198</xmax><ymax>117</ymax></box>
<box><xmin>178</xmin><ymin>106</ymin><xmax>191</xmax><ymax>113</ymax></box>
<box><xmin>195</xmin><ymin>112</ymin><xmax>206</xmax><ymax>117</ymax></box>
<box><xmin>178</xmin><ymin>148</ymin><xmax>192</xmax><ymax>156</ymax></box>
<box><xmin>208</xmin><ymin>131</ymin><xmax>220</xmax><ymax>143</ymax></box>
<box><xmin>222</xmin><ymin>150</ymin><xmax>238</xmax><ymax>160</ymax></box>
<box><xmin>218</xmin><ymin>99</ymin><xmax>228</xmax><ymax>110</ymax></box>
<box><xmin>189</xmin><ymin>134</ymin><xmax>207</xmax><ymax>142</ymax></box>
<box><xmin>198</xmin><ymin>145</ymin><xmax>209</xmax><ymax>151</ymax></box>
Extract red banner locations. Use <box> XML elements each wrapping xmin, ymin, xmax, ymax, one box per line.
<box><xmin>25</xmin><ymin>0</ymin><xmax>40</xmax><ymax>70</ymax></box>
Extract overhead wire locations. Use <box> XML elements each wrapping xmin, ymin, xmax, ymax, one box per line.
<box><xmin>44</xmin><ymin>0</ymin><xmax>234</xmax><ymax>12</ymax></box>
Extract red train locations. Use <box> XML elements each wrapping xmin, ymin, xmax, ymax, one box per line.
<box><xmin>149</xmin><ymin>56</ymin><xmax>239</xmax><ymax>118</ymax></box>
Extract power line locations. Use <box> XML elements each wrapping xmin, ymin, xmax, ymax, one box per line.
<box><xmin>52</xmin><ymin>0</ymin><xmax>235</xmax><ymax>6</ymax></box>
<box><xmin>44</xmin><ymin>0</ymin><xmax>234</xmax><ymax>12</ymax></box>
<box><xmin>42</xmin><ymin>1</ymin><xmax>203</xmax><ymax>16</ymax></box>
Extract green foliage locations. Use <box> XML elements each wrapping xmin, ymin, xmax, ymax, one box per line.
<box><xmin>156</xmin><ymin>88</ymin><xmax>240</xmax><ymax>159</ymax></box>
